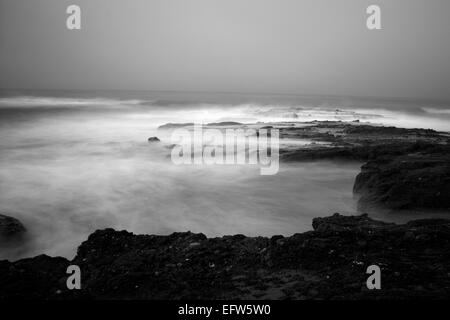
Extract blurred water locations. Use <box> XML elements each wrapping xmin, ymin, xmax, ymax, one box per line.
<box><xmin>0</xmin><ymin>91</ymin><xmax>449</xmax><ymax>260</ymax></box>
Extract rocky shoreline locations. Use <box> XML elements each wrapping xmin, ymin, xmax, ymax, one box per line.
<box><xmin>1</xmin><ymin>213</ymin><xmax>450</xmax><ymax>299</ymax></box>
<box><xmin>158</xmin><ymin>120</ymin><xmax>450</xmax><ymax>210</ymax></box>
<box><xmin>1</xmin><ymin>121</ymin><xmax>449</xmax><ymax>299</ymax></box>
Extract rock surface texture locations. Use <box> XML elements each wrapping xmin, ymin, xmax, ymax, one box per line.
<box><xmin>1</xmin><ymin>214</ymin><xmax>450</xmax><ymax>300</ymax></box>
<box><xmin>354</xmin><ymin>153</ymin><xmax>450</xmax><ymax>210</ymax></box>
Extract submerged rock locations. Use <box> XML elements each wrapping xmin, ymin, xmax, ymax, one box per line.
<box><xmin>158</xmin><ymin>123</ymin><xmax>194</xmax><ymax>130</ymax></box>
<box><xmin>206</xmin><ymin>121</ymin><xmax>242</xmax><ymax>126</ymax></box>
<box><xmin>147</xmin><ymin>136</ymin><xmax>160</xmax><ymax>142</ymax></box>
<box><xmin>0</xmin><ymin>214</ymin><xmax>26</xmax><ymax>245</ymax></box>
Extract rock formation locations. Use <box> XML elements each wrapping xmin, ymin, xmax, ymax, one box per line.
<box><xmin>0</xmin><ymin>214</ymin><xmax>26</xmax><ymax>246</ymax></box>
<box><xmin>1</xmin><ymin>214</ymin><xmax>450</xmax><ymax>300</ymax></box>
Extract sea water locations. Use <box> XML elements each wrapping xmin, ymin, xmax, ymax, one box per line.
<box><xmin>0</xmin><ymin>90</ymin><xmax>449</xmax><ymax>260</ymax></box>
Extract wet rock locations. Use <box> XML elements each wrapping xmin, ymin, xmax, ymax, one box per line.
<box><xmin>206</xmin><ymin>122</ymin><xmax>242</xmax><ymax>126</ymax></box>
<box><xmin>147</xmin><ymin>137</ymin><xmax>160</xmax><ymax>142</ymax></box>
<box><xmin>278</xmin><ymin>121</ymin><xmax>450</xmax><ymax>211</ymax></box>
<box><xmin>280</xmin><ymin>122</ymin><xmax>449</xmax><ymax>162</ymax></box>
<box><xmin>270</xmin><ymin>235</ymin><xmax>284</xmax><ymax>244</ymax></box>
<box><xmin>0</xmin><ymin>255</ymin><xmax>71</xmax><ymax>299</ymax></box>
<box><xmin>342</xmin><ymin>125</ymin><xmax>438</xmax><ymax>136</ymax></box>
<box><xmin>0</xmin><ymin>214</ymin><xmax>26</xmax><ymax>245</ymax></box>
<box><xmin>1</xmin><ymin>214</ymin><xmax>450</xmax><ymax>299</ymax></box>
<box><xmin>312</xmin><ymin>213</ymin><xmax>393</xmax><ymax>234</ymax></box>
<box><xmin>354</xmin><ymin>153</ymin><xmax>450</xmax><ymax>210</ymax></box>
<box><xmin>189</xmin><ymin>242</ymin><xmax>201</xmax><ymax>248</ymax></box>
<box><xmin>158</xmin><ymin>123</ymin><xmax>194</xmax><ymax>130</ymax></box>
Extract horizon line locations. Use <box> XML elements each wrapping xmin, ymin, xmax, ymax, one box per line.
<box><xmin>1</xmin><ymin>87</ymin><xmax>449</xmax><ymax>105</ymax></box>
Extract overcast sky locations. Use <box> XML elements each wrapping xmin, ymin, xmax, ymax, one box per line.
<box><xmin>1</xmin><ymin>0</ymin><xmax>449</xmax><ymax>100</ymax></box>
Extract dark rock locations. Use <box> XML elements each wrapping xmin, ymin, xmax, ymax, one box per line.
<box><xmin>206</xmin><ymin>122</ymin><xmax>242</xmax><ymax>126</ymax></box>
<box><xmin>280</xmin><ymin>121</ymin><xmax>449</xmax><ymax>162</ymax></box>
<box><xmin>312</xmin><ymin>213</ymin><xmax>394</xmax><ymax>233</ymax></box>
<box><xmin>0</xmin><ymin>255</ymin><xmax>72</xmax><ymax>299</ymax></box>
<box><xmin>1</xmin><ymin>214</ymin><xmax>450</xmax><ymax>299</ymax></box>
<box><xmin>270</xmin><ymin>235</ymin><xmax>284</xmax><ymax>245</ymax></box>
<box><xmin>157</xmin><ymin>123</ymin><xmax>194</xmax><ymax>130</ymax></box>
<box><xmin>354</xmin><ymin>153</ymin><xmax>450</xmax><ymax>210</ymax></box>
<box><xmin>0</xmin><ymin>214</ymin><xmax>26</xmax><ymax>245</ymax></box>
<box><xmin>342</xmin><ymin>125</ymin><xmax>438</xmax><ymax>136</ymax></box>
<box><xmin>281</xmin><ymin>141</ymin><xmax>450</xmax><ymax>162</ymax></box>
<box><xmin>147</xmin><ymin>137</ymin><xmax>160</xmax><ymax>142</ymax></box>
<box><xmin>277</xmin><ymin>121</ymin><xmax>450</xmax><ymax>211</ymax></box>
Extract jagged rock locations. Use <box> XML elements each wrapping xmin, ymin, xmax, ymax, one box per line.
<box><xmin>0</xmin><ymin>255</ymin><xmax>71</xmax><ymax>299</ymax></box>
<box><xmin>354</xmin><ymin>153</ymin><xmax>450</xmax><ymax>210</ymax></box>
<box><xmin>280</xmin><ymin>121</ymin><xmax>449</xmax><ymax>162</ymax></box>
<box><xmin>312</xmin><ymin>213</ymin><xmax>394</xmax><ymax>233</ymax></box>
<box><xmin>278</xmin><ymin>121</ymin><xmax>450</xmax><ymax>211</ymax></box>
<box><xmin>1</xmin><ymin>214</ymin><xmax>450</xmax><ymax>299</ymax></box>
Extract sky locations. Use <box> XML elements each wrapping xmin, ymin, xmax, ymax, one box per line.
<box><xmin>1</xmin><ymin>0</ymin><xmax>450</xmax><ymax>101</ymax></box>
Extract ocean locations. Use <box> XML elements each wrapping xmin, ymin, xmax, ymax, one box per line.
<box><xmin>0</xmin><ymin>89</ymin><xmax>449</xmax><ymax>260</ymax></box>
